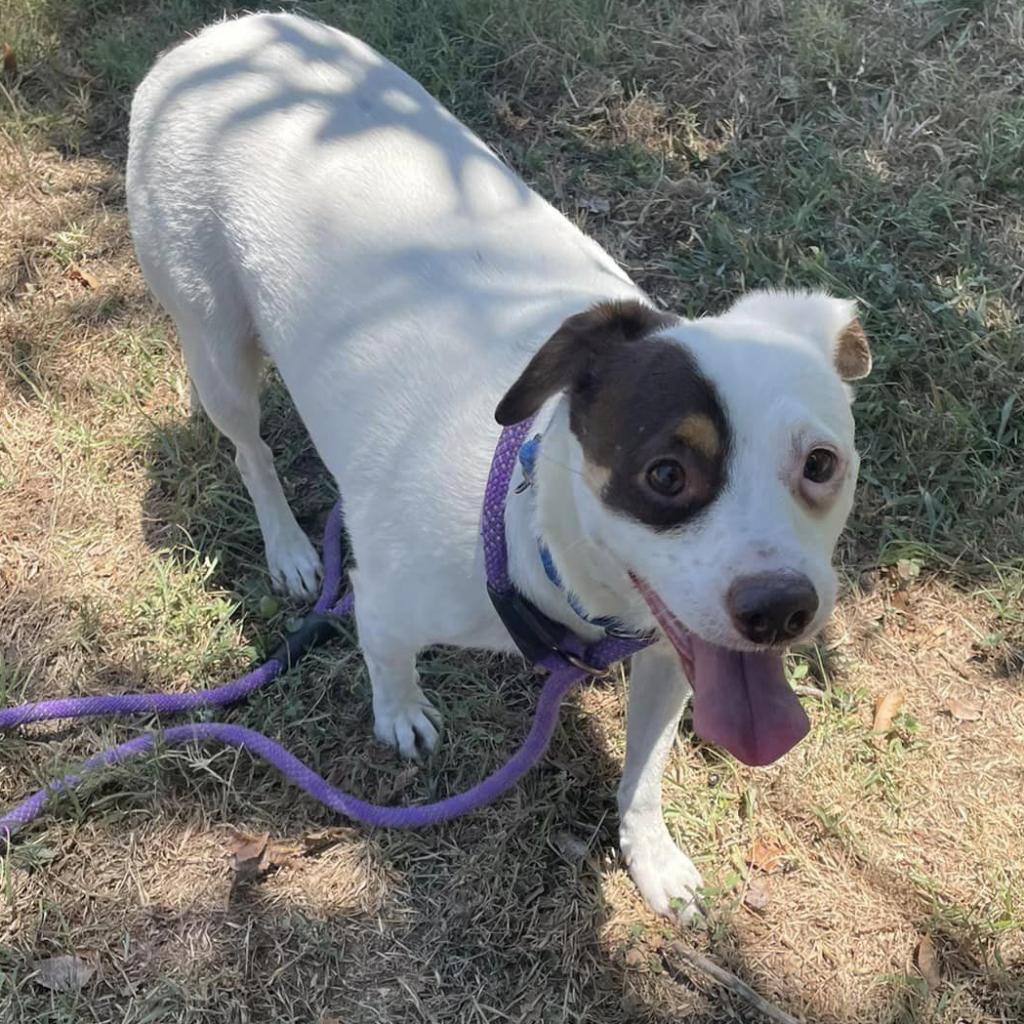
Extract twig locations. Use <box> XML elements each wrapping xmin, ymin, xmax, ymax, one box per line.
<box><xmin>662</xmin><ymin>941</ymin><xmax>803</xmax><ymax>1024</ymax></box>
<box><xmin>792</xmin><ymin>684</ymin><xmax>845</xmax><ymax>706</ymax></box>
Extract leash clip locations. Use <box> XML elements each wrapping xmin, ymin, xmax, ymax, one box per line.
<box><xmin>560</xmin><ymin>649</ymin><xmax>605</xmax><ymax>675</ymax></box>
<box><xmin>268</xmin><ymin>612</ymin><xmax>345</xmax><ymax>669</ymax></box>
<box><xmin>603</xmin><ymin>622</ymin><xmax>656</xmax><ymax>643</ymax></box>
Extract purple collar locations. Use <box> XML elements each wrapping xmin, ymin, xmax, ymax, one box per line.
<box><xmin>483</xmin><ymin>418</ymin><xmax>654</xmax><ymax>672</ymax></box>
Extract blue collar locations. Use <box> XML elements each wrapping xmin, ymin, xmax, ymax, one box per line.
<box><xmin>517</xmin><ymin>433</ymin><xmax>645</xmax><ymax>641</ymax></box>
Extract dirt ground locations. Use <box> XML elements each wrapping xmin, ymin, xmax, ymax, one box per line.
<box><xmin>1</xmin><ymin>2</ymin><xmax>1022</xmax><ymax>1022</ymax></box>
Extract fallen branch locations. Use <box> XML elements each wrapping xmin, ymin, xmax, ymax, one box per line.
<box><xmin>662</xmin><ymin>941</ymin><xmax>803</xmax><ymax>1024</ymax></box>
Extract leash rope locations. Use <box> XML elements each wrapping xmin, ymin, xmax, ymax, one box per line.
<box><xmin>0</xmin><ymin>423</ymin><xmax>651</xmax><ymax>848</ymax></box>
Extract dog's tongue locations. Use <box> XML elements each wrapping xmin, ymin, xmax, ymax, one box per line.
<box><xmin>686</xmin><ymin>637</ymin><xmax>809</xmax><ymax>766</ymax></box>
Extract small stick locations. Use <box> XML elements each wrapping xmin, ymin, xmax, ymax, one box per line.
<box><xmin>662</xmin><ymin>941</ymin><xmax>803</xmax><ymax>1024</ymax></box>
<box><xmin>792</xmin><ymin>684</ymin><xmax>845</xmax><ymax>706</ymax></box>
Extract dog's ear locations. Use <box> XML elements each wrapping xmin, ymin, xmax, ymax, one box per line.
<box><xmin>831</xmin><ymin>318</ymin><xmax>872</xmax><ymax>380</ymax></box>
<box><xmin>725</xmin><ymin>290</ymin><xmax>872</xmax><ymax>381</ymax></box>
<box><xmin>495</xmin><ymin>300</ymin><xmax>673</xmax><ymax>425</ymax></box>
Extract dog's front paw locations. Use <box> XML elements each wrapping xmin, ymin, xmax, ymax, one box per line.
<box><xmin>266</xmin><ymin>528</ymin><xmax>322</xmax><ymax>599</ymax></box>
<box><xmin>373</xmin><ymin>685</ymin><xmax>442</xmax><ymax>759</ymax></box>
<box><xmin>621</xmin><ymin>824</ymin><xmax>703</xmax><ymax>924</ymax></box>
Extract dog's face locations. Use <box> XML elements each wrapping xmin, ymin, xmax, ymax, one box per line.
<box><xmin>496</xmin><ymin>291</ymin><xmax>871</xmax><ymax>764</ymax></box>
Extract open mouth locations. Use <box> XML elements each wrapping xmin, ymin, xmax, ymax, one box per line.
<box><xmin>630</xmin><ymin>574</ymin><xmax>810</xmax><ymax>767</ymax></box>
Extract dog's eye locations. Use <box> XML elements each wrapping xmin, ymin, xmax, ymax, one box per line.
<box><xmin>804</xmin><ymin>448</ymin><xmax>837</xmax><ymax>483</ymax></box>
<box><xmin>645</xmin><ymin>458</ymin><xmax>686</xmax><ymax>496</ymax></box>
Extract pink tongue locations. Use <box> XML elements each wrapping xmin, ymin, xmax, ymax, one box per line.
<box><xmin>685</xmin><ymin>636</ymin><xmax>810</xmax><ymax>766</ymax></box>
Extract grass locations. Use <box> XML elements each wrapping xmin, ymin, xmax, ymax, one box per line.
<box><xmin>1</xmin><ymin>0</ymin><xmax>1022</xmax><ymax>1021</ymax></box>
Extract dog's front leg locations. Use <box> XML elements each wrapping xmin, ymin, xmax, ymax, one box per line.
<box><xmin>618</xmin><ymin>642</ymin><xmax>703</xmax><ymax>923</ymax></box>
<box><xmin>351</xmin><ymin>568</ymin><xmax>442</xmax><ymax>759</ymax></box>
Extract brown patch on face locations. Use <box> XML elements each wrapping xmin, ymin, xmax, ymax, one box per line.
<box><xmin>569</xmin><ymin>338</ymin><xmax>731</xmax><ymax>529</ymax></box>
<box><xmin>495</xmin><ymin>300</ymin><xmax>675</xmax><ymax>426</ymax></box>
<box><xmin>495</xmin><ymin>300</ymin><xmax>730</xmax><ymax>530</ymax></box>
<box><xmin>582</xmin><ymin>458</ymin><xmax>611</xmax><ymax>495</ymax></box>
<box><xmin>675</xmin><ymin>413</ymin><xmax>721</xmax><ymax>459</ymax></box>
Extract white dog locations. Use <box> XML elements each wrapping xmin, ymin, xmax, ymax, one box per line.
<box><xmin>126</xmin><ymin>12</ymin><xmax>870</xmax><ymax>920</ymax></box>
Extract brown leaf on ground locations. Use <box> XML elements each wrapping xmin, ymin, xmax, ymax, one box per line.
<box><xmin>226</xmin><ymin>830</ymin><xmax>271</xmax><ymax>878</ymax></box>
<box><xmin>265</xmin><ymin>838</ymin><xmax>301</xmax><ymax>866</ymax></box>
<box><xmin>301</xmin><ymin>827</ymin><xmax>350</xmax><ymax>856</ymax></box>
<box><xmin>944</xmin><ymin>697</ymin><xmax>982</xmax><ymax>721</ymax></box>
<box><xmin>872</xmin><ymin>689</ymin><xmax>906</xmax><ymax>733</ymax></box>
<box><xmin>2</xmin><ymin>43</ymin><xmax>16</xmax><ymax>75</ymax></box>
<box><xmin>743</xmin><ymin>879</ymin><xmax>770</xmax><ymax>913</ymax></box>
<box><xmin>915</xmin><ymin>934</ymin><xmax>942</xmax><ymax>990</ymax></box>
<box><xmin>490</xmin><ymin>96</ymin><xmax>530</xmax><ymax>133</ymax></box>
<box><xmin>746</xmin><ymin>837</ymin><xmax>787</xmax><ymax>874</ymax></box>
<box><xmin>623</xmin><ymin>948</ymin><xmax>646</xmax><ymax>969</ymax></box>
<box><xmin>31</xmin><ymin>954</ymin><xmax>96</xmax><ymax>991</ymax></box>
<box><xmin>66</xmin><ymin>264</ymin><xmax>99</xmax><ymax>289</ymax></box>
<box><xmin>226</xmin><ymin>830</ymin><xmax>300</xmax><ymax>880</ymax></box>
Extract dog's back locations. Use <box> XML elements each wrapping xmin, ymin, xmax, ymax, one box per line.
<box><xmin>126</xmin><ymin>11</ymin><xmax>640</xmax><ymax>618</ymax></box>
<box><xmin>127</xmin><ymin>13</ymin><xmax>635</xmax><ymax>483</ymax></box>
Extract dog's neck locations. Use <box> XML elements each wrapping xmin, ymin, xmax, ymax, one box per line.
<box><xmin>504</xmin><ymin>399</ymin><xmax>647</xmax><ymax>638</ymax></box>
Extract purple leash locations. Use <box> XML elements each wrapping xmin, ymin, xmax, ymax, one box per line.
<box><xmin>0</xmin><ymin>421</ymin><xmax>651</xmax><ymax>845</ymax></box>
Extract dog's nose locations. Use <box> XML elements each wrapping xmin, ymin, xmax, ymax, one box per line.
<box><xmin>727</xmin><ymin>573</ymin><xmax>819</xmax><ymax>645</ymax></box>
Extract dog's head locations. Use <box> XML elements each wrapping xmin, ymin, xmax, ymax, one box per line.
<box><xmin>496</xmin><ymin>290</ymin><xmax>871</xmax><ymax>766</ymax></box>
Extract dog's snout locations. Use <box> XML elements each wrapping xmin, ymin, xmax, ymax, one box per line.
<box><xmin>727</xmin><ymin>573</ymin><xmax>819</xmax><ymax>645</ymax></box>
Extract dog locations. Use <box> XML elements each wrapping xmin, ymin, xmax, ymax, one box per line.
<box><xmin>126</xmin><ymin>12</ymin><xmax>870</xmax><ymax>921</ymax></box>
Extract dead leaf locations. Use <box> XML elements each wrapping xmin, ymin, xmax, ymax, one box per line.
<box><xmin>552</xmin><ymin>830</ymin><xmax>589</xmax><ymax>861</ymax></box>
<box><xmin>743</xmin><ymin>879</ymin><xmax>770</xmax><ymax>913</ymax></box>
<box><xmin>226</xmin><ymin>830</ymin><xmax>300</xmax><ymax>880</ymax></box>
<box><xmin>226</xmin><ymin>829</ymin><xmax>270</xmax><ymax>878</ymax></box>
<box><xmin>301</xmin><ymin>827</ymin><xmax>349</xmax><ymax>856</ymax></box>
<box><xmin>679</xmin><ymin>28</ymin><xmax>719</xmax><ymax>50</ymax></box>
<box><xmin>265</xmin><ymin>839</ymin><xmax>301</xmax><ymax>866</ymax></box>
<box><xmin>2</xmin><ymin>43</ymin><xmax>16</xmax><ymax>76</ymax></box>
<box><xmin>576</xmin><ymin>195</ymin><xmax>611</xmax><ymax>215</ymax></box>
<box><xmin>873</xmin><ymin>689</ymin><xmax>906</xmax><ymax>733</ymax></box>
<box><xmin>489</xmin><ymin>96</ymin><xmax>529</xmax><ymax>132</ymax></box>
<box><xmin>623</xmin><ymin>948</ymin><xmax>646</xmax><ymax>969</ymax></box>
<box><xmin>945</xmin><ymin>697</ymin><xmax>982</xmax><ymax>722</ymax></box>
<box><xmin>915</xmin><ymin>934</ymin><xmax>941</xmax><ymax>990</ymax></box>
<box><xmin>32</xmin><ymin>954</ymin><xmax>96</xmax><ymax>991</ymax></box>
<box><xmin>746</xmin><ymin>837</ymin><xmax>787</xmax><ymax>874</ymax></box>
<box><xmin>66</xmin><ymin>265</ymin><xmax>99</xmax><ymax>289</ymax></box>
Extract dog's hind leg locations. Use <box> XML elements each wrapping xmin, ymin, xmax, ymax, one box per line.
<box><xmin>618</xmin><ymin>642</ymin><xmax>703</xmax><ymax>923</ymax></box>
<box><xmin>174</xmin><ymin>302</ymin><xmax>322</xmax><ymax>598</ymax></box>
<box><xmin>349</xmin><ymin>567</ymin><xmax>442</xmax><ymax>759</ymax></box>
